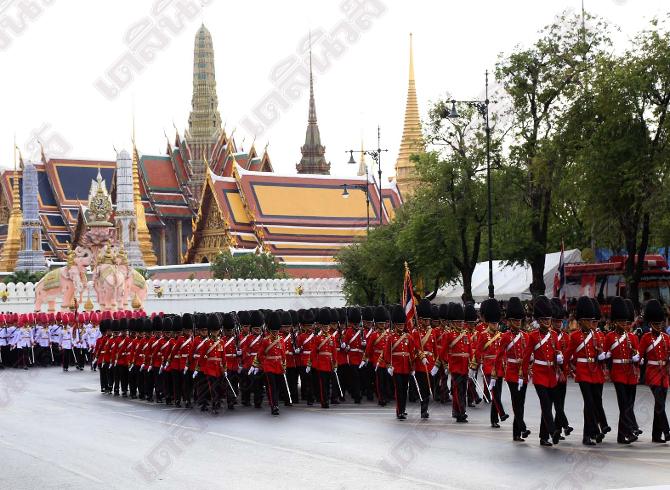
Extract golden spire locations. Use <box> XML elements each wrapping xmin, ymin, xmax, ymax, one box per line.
<box><xmin>394</xmin><ymin>33</ymin><xmax>424</xmax><ymax>199</ymax></box>
<box><xmin>0</xmin><ymin>136</ymin><xmax>23</xmax><ymax>270</ymax></box>
<box><xmin>131</xmin><ymin>120</ymin><xmax>158</xmax><ymax>266</ymax></box>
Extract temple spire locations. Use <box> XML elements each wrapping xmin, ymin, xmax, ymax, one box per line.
<box><xmin>296</xmin><ymin>33</ymin><xmax>331</xmax><ymax>175</ymax></box>
<box><xmin>394</xmin><ymin>33</ymin><xmax>424</xmax><ymax>199</ymax></box>
<box><xmin>0</xmin><ymin>136</ymin><xmax>23</xmax><ymax>270</ymax></box>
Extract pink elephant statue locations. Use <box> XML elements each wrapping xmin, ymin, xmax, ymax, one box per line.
<box><xmin>34</xmin><ymin>260</ymin><xmax>88</xmax><ymax>311</ymax></box>
<box><xmin>119</xmin><ymin>268</ymin><xmax>148</xmax><ymax>310</ymax></box>
<box><xmin>93</xmin><ymin>262</ymin><xmax>126</xmax><ymax>311</ymax></box>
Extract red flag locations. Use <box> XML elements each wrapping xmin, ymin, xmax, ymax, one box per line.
<box><xmin>553</xmin><ymin>240</ymin><xmax>566</xmax><ymax>306</ymax></box>
<box><xmin>402</xmin><ymin>262</ymin><xmax>417</xmax><ymax>329</ymax></box>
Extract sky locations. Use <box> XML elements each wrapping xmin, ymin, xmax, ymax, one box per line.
<box><xmin>0</xmin><ymin>0</ymin><xmax>668</xmax><ymax>179</ymax></box>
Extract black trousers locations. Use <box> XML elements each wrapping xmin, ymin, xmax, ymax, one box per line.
<box><xmin>451</xmin><ymin>373</ymin><xmax>467</xmax><ymax>417</ymax></box>
<box><xmin>613</xmin><ymin>382</ymin><xmax>637</xmax><ymax>439</ymax></box>
<box><xmin>415</xmin><ymin>370</ymin><xmax>431</xmax><ymax>414</ymax></box>
<box><xmin>225</xmin><ymin>370</ymin><xmax>239</xmax><ymax>407</ymax></box>
<box><xmin>554</xmin><ymin>382</ymin><xmax>570</xmax><ymax>432</ymax></box>
<box><xmin>251</xmin><ymin>371</ymin><xmax>265</xmax><ymax>407</ymax></box>
<box><xmin>182</xmin><ymin>370</ymin><xmax>194</xmax><ymax>403</ymax></box>
<box><xmin>144</xmin><ymin>369</ymin><xmax>156</xmax><ymax>400</ymax></box>
<box><xmin>0</xmin><ymin>345</ymin><xmax>10</xmax><ymax>367</ymax></box>
<box><xmin>507</xmin><ymin>381</ymin><xmax>528</xmax><ymax>438</ymax></box>
<box><xmin>100</xmin><ymin>363</ymin><xmax>111</xmax><ymax>391</ymax></box>
<box><xmin>170</xmin><ymin>370</ymin><xmax>183</xmax><ymax>403</ymax></box>
<box><xmin>593</xmin><ymin>383</ymin><xmax>609</xmax><ymax>432</ymax></box>
<box><xmin>393</xmin><ymin>373</ymin><xmax>409</xmax><ymax>416</ymax></box>
<box><xmin>374</xmin><ymin>367</ymin><xmax>389</xmax><ymax>404</ymax></box>
<box><xmin>316</xmin><ymin>369</ymin><xmax>332</xmax><ymax>407</ymax></box>
<box><xmin>650</xmin><ymin>385</ymin><xmax>669</xmax><ymax>440</ymax></box>
<box><xmin>298</xmin><ymin>366</ymin><xmax>314</xmax><ymax>403</ymax></box>
<box><xmin>207</xmin><ymin>375</ymin><xmax>224</xmax><ymax>409</ymax></box>
<box><xmin>195</xmin><ymin>372</ymin><xmax>210</xmax><ymax>408</ymax></box>
<box><xmin>331</xmin><ymin>370</ymin><xmax>343</xmax><ymax>402</ymax></box>
<box><xmin>467</xmin><ymin>374</ymin><xmax>480</xmax><ymax>404</ymax></box>
<box><xmin>347</xmin><ymin>363</ymin><xmax>362</xmax><ymax>402</ymax></box>
<box><xmin>240</xmin><ymin>371</ymin><xmax>252</xmax><ymax>404</ymax></box>
<box><xmin>578</xmin><ymin>382</ymin><xmax>600</xmax><ymax>439</ymax></box>
<box><xmin>286</xmin><ymin>366</ymin><xmax>299</xmax><ymax>403</ymax></box>
<box><xmin>534</xmin><ymin>384</ymin><xmax>557</xmax><ymax>440</ymax></box>
<box><xmin>361</xmin><ymin>363</ymin><xmax>375</xmax><ymax>400</ymax></box>
<box><xmin>114</xmin><ymin>365</ymin><xmax>129</xmax><ymax>394</ymax></box>
<box><xmin>128</xmin><ymin>366</ymin><xmax>138</xmax><ymax>396</ymax></box>
<box><xmin>485</xmin><ymin>375</ymin><xmax>506</xmax><ymax>423</ymax></box>
<box><xmin>265</xmin><ymin>372</ymin><xmax>280</xmax><ymax>409</ymax></box>
<box><xmin>62</xmin><ymin>349</ymin><xmax>71</xmax><ymax>370</ymax></box>
<box><xmin>75</xmin><ymin>348</ymin><xmax>85</xmax><ymax>369</ymax></box>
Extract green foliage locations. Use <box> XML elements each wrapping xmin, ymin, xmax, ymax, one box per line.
<box><xmin>134</xmin><ymin>268</ymin><xmax>153</xmax><ymax>280</ymax></box>
<box><xmin>4</xmin><ymin>270</ymin><xmax>47</xmax><ymax>284</ymax></box>
<box><xmin>211</xmin><ymin>250</ymin><xmax>287</xmax><ymax>280</ymax></box>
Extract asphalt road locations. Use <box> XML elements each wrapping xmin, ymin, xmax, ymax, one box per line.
<box><xmin>0</xmin><ymin>367</ymin><xmax>669</xmax><ymax>490</ymax></box>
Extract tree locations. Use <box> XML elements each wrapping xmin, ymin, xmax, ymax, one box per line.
<box><xmin>4</xmin><ymin>270</ymin><xmax>46</xmax><ymax>284</ymax></box>
<box><xmin>211</xmin><ymin>250</ymin><xmax>287</xmax><ymax>280</ymax></box>
<box><xmin>496</xmin><ymin>11</ymin><xmax>610</xmax><ymax>296</ymax></box>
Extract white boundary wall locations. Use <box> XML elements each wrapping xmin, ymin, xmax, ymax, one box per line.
<box><xmin>0</xmin><ymin>278</ymin><xmax>346</xmax><ymax>313</ymax></box>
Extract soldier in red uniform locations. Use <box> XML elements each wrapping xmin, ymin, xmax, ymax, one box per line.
<box><xmin>332</xmin><ymin>308</ymin><xmax>349</xmax><ymax>404</ymax></box>
<box><xmin>135</xmin><ymin>319</ymin><xmax>151</xmax><ymax>400</ymax></box>
<box><xmin>550</xmin><ymin>298</ymin><xmax>573</xmax><ymax>439</ymax></box>
<box><xmin>221</xmin><ymin>313</ymin><xmax>240</xmax><ymax>410</ymax></box>
<box><xmin>638</xmin><ymin>299</ymin><xmax>670</xmax><ymax>443</ymax></box>
<box><xmin>244</xmin><ymin>310</ymin><xmax>266</xmax><ymax>408</ymax></box>
<box><xmin>159</xmin><ymin>317</ymin><xmax>177</xmax><ymax>405</ymax></box>
<box><xmin>126</xmin><ymin>319</ymin><xmax>140</xmax><ymax>399</ymax></box>
<box><xmin>476</xmin><ymin>299</ymin><xmax>508</xmax><ymax>428</ymax></box>
<box><xmin>235</xmin><ymin>311</ymin><xmax>252</xmax><ymax>406</ymax></box>
<box><xmin>297</xmin><ymin>309</ymin><xmax>316</xmax><ymax>405</ymax></box>
<box><xmin>109</xmin><ymin>319</ymin><xmax>125</xmax><ymax>396</ymax></box>
<box><xmin>164</xmin><ymin>315</ymin><xmax>183</xmax><ymax>406</ymax></box>
<box><xmin>202</xmin><ymin>314</ymin><xmax>224</xmax><ymax>415</ymax></box>
<box><xmin>279</xmin><ymin>310</ymin><xmax>298</xmax><ymax>405</ymax></box>
<box><xmin>381</xmin><ymin>305</ymin><xmax>421</xmax><ymax>420</ymax></box>
<box><xmin>497</xmin><ymin>297</ymin><xmax>530</xmax><ymax>441</ymax></box>
<box><xmin>590</xmin><ymin>298</ymin><xmax>611</xmax><ymax>439</ymax></box>
<box><xmin>606</xmin><ymin>296</ymin><xmax>640</xmax><ymax>444</ymax></box>
<box><xmin>180</xmin><ymin>313</ymin><xmax>197</xmax><ymax>408</ymax></box>
<box><xmin>566</xmin><ymin>296</ymin><xmax>606</xmax><ymax>446</ymax></box>
<box><xmin>524</xmin><ymin>296</ymin><xmax>562</xmax><ymax>446</ymax></box>
<box><xmin>308</xmin><ymin>308</ymin><xmax>338</xmax><ymax>408</ymax></box>
<box><xmin>151</xmin><ymin>316</ymin><xmax>171</xmax><ymax>403</ymax></box>
<box><xmin>439</xmin><ymin>303</ymin><xmax>470</xmax><ymax>422</ymax></box>
<box><xmin>95</xmin><ymin>319</ymin><xmax>113</xmax><ymax>393</ymax></box>
<box><xmin>361</xmin><ymin>306</ymin><xmax>391</xmax><ymax>406</ymax></box>
<box><xmin>251</xmin><ymin>311</ymin><xmax>286</xmax><ymax>415</ymax></box>
<box><xmin>435</xmin><ymin>303</ymin><xmax>452</xmax><ymax>404</ymax></box>
<box><xmin>413</xmin><ymin>299</ymin><xmax>437</xmax><ymax>418</ymax></box>
<box><xmin>344</xmin><ymin>307</ymin><xmax>364</xmax><ymax>404</ymax></box>
<box><xmin>191</xmin><ymin>314</ymin><xmax>213</xmax><ymax>411</ymax></box>
<box><xmin>360</xmin><ymin>306</ymin><xmax>376</xmax><ymax>401</ymax></box>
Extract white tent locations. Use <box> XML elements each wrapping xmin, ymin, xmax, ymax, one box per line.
<box><xmin>434</xmin><ymin>249</ymin><xmax>582</xmax><ymax>302</ymax></box>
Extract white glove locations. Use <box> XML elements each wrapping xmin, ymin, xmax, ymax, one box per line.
<box><xmin>410</xmin><ymin>370</ymin><xmax>415</xmax><ymax>376</ymax></box>
<box><xmin>597</xmin><ymin>352</ymin><xmax>607</xmax><ymax>361</ymax></box>
<box><xmin>147</xmin><ymin>366</ymin><xmax>153</xmax><ymax>372</ymax></box>
<box><xmin>639</xmin><ymin>358</ymin><xmax>645</xmax><ymax>365</ymax></box>
<box><xmin>305</xmin><ymin>366</ymin><xmax>311</xmax><ymax>374</ymax></box>
<box><xmin>488</xmin><ymin>379</ymin><xmax>495</xmax><ymax>392</ymax></box>
<box><xmin>334</xmin><ymin>367</ymin><xmax>338</xmax><ymax>373</ymax></box>
<box><xmin>606</xmin><ymin>351</ymin><xmax>612</xmax><ymax>359</ymax></box>
<box><xmin>468</xmin><ymin>368</ymin><xmax>477</xmax><ymax>378</ymax></box>
<box><xmin>444</xmin><ymin>367</ymin><xmax>450</xmax><ymax>376</ymax></box>
<box><xmin>158</xmin><ymin>366</ymin><xmax>163</xmax><ymax>375</ymax></box>
<box><xmin>632</xmin><ymin>354</ymin><xmax>640</xmax><ymax>363</ymax></box>
<box><xmin>359</xmin><ymin>361</ymin><xmax>367</xmax><ymax>369</ymax></box>
<box><xmin>518</xmin><ymin>378</ymin><xmax>524</xmax><ymax>388</ymax></box>
<box><xmin>113</xmin><ymin>361</ymin><xmax>117</xmax><ymax>367</ymax></box>
<box><xmin>556</xmin><ymin>353</ymin><xmax>564</xmax><ymax>365</ymax></box>
<box><xmin>183</xmin><ymin>367</ymin><xmax>188</xmax><ymax>375</ymax></box>
<box><xmin>237</xmin><ymin>366</ymin><xmax>243</xmax><ymax>374</ymax></box>
<box><xmin>294</xmin><ymin>348</ymin><xmax>301</xmax><ymax>354</ymax></box>
<box><xmin>430</xmin><ymin>366</ymin><xmax>439</xmax><ymax>377</ymax></box>
<box><xmin>192</xmin><ymin>370</ymin><xmax>198</xmax><ymax>379</ymax></box>
<box><xmin>387</xmin><ymin>366</ymin><xmax>394</xmax><ymax>376</ymax></box>
<box><xmin>236</xmin><ymin>350</ymin><xmax>242</xmax><ymax>356</ymax></box>
<box><xmin>340</xmin><ymin>342</ymin><xmax>347</xmax><ymax>349</ymax></box>
<box><xmin>421</xmin><ymin>357</ymin><xmax>428</xmax><ymax>366</ymax></box>
<box><xmin>361</xmin><ymin>341</ymin><xmax>367</xmax><ymax>348</ymax></box>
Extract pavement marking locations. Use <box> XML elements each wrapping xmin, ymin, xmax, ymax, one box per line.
<box><xmin>0</xmin><ymin>439</ymin><xmax>104</xmax><ymax>484</ymax></box>
<box><xmin>118</xmin><ymin>411</ymin><xmax>455</xmax><ymax>489</ymax></box>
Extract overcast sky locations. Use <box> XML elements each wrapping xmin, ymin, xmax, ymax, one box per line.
<box><xmin>0</xmin><ymin>0</ymin><xmax>667</xmax><ymax>179</ymax></box>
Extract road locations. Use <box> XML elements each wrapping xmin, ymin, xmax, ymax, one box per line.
<box><xmin>0</xmin><ymin>367</ymin><xmax>669</xmax><ymax>489</ymax></box>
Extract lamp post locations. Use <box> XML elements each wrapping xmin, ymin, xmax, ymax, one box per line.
<box><xmin>442</xmin><ymin>70</ymin><xmax>494</xmax><ymax>299</ymax></box>
<box><xmin>345</xmin><ymin>126</ymin><xmax>389</xmax><ymax>227</ymax></box>
<box><xmin>341</xmin><ymin>182</ymin><xmax>371</xmax><ymax>234</ymax></box>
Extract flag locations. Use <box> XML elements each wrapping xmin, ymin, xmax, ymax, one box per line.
<box><xmin>402</xmin><ymin>262</ymin><xmax>417</xmax><ymax>329</ymax></box>
<box><xmin>553</xmin><ymin>240</ymin><xmax>566</xmax><ymax>305</ymax></box>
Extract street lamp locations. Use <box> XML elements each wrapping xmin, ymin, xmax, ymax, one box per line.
<box><xmin>345</xmin><ymin>125</ymin><xmax>388</xmax><ymax>227</ymax></box>
<box><xmin>441</xmin><ymin>70</ymin><xmax>495</xmax><ymax>299</ymax></box>
<box><xmin>341</xmin><ymin>182</ymin><xmax>371</xmax><ymax>234</ymax></box>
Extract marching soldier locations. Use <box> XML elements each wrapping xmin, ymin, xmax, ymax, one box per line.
<box><xmin>34</xmin><ymin>314</ymin><xmax>51</xmax><ymax>367</ymax></box>
<box><xmin>361</xmin><ymin>306</ymin><xmax>390</xmax><ymax>406</ymax></box>
<box><xmin>202</xmin><ymin>314</ymin><xmax>224</xmax><ymax>414</ymax></box>
<box><xmin>476</xmin><ymin>299</ymin><xmax>508</xmax><ymax>428</ymax></box>
<box><xmin>221</xmin><ymin>313</ymin><xmax>240</xmax><ymax>410</ymax></box>
<box><xmin>360</xmin><ymin>306</ymin><xmax>376</xmax><ymax>401</ymax></box>
<box><xmin>524</xmin><ymin>296</ymin><xmax>562</xmax><ymax>446</ymax></box>
<box><xmin>590</xmin><ymin>299</ymin><xmax>611</xmax><ymax>439</ymax></box>
<box><xmin>638</xmin><ymin>299</ymin><xmax>670</xmax><ymax>443</ymax></box>
<box><xmin>60</xmin><ymin>316</ymin><xmax>75</xmax><ymax>372</ymax></box>
<box><xmin>606</xmin><ymin>296</ymin><xmax>640</xmax><ymax>444</ymax></box>
<box><xmin>95</xmin><ymin>319</ymin><xmax>112</xmax><ymax>392</ymax></box>
<box><xmin>344</xmin><ymin>307</ymin><xmax>365</xmax><ymax>404</ymax></box>
<box><xmin>159</xmin><ymin>317</ymin><xmax>177</xmax><ymax>405</ymax></box>
<box><xmin>180</xmin><ymin>313</ymin><xmax>197</xmax><ymax>407</ymax></box>
<box><xmin>497</xmin><ymin>297</ymin><xmax>530</xmax><ymax>441</ymax></box>
<box><xmin>191</xmin><ymin>314</ymin><xmax>212</xmax><ymax>411</ymax></box>
<box><xmin>439</xmin><ymin>303</ymin><xmax>470</xmax><ymax>422</ymax></box>
<box><xmin>414</xmin><ymin>299</ymin><xmax>438</xmax><ymax>418</ymax></box>
<box><xmin>297</xmin><ymin>309</ymin><xmax>316</xmax><ymax>405</ymax></box>
<box><xmin>308</xmin><ymin>308</ymin><xmax>338</xmax><ymax>408</ymax></box>
<box><xmin>253</xmin><ymin>311</ymin><xmax>287</xmax><ymax>415</ymax></box>
<box><xmin>280</xmin><ymin>310</ymin><xmax>298</xmax><ymax>405</ymax></box>
<box><xmin>14</xmin><ymin>315</ymin><xmax>33</xmax><ymax>369</ymax></box>
<box><xmin>243</xmin><ymin>310</ymin><xmax>266</xmax><ymax>408</ymax></box>
<box><xmin>551</xmin><ymin>298</ymin><xmax>573</xmax><ymax>439</ymax></box>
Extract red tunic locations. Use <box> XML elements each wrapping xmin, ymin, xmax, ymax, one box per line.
<box><xmin>176</xmin><ymin>335</ymin><xmax>194</xmax><ymax>371</ymax></box>
<box><xmin>411</xmin><ymin>327</ymin><xmax>438</xmax><ymax>371</ymax></box>
<box><xmin>364</xmin><ymin>330</ymin><xmax>389</xmax><ymax>368</ymax></box>
<box><xmin>162</xmin><ymin>338</ymin><xmax>177</xmax><ymax>372</ymax></box>
<box><xmin>439</xmin><ymin>330</ymin><xmax>471</xmax><ymax>375</ymax></box>
<box><xmin>554</xmin><ymin>329</ymin><xmax>570</xmax><ymax>383</ymax></box>
<box><xmin>284</xmin><ymin>332</ymin><xmax>297</xmax><ymax>369</ymax></box>
<box><xmin>297</xmin><ymin>331</ymin><xmax>315</xmax><ymax>368</ymax></box>
<box><xmin>496</xmin><ymin>330</ymin><xmax>528</xmax><ymax>383</ymax></box>
<box><xmin>95</xmin><ymin>335</ymin><xmax>112</xmax><ymax>364</ymax></box>
<box><xmin>639</xmin><ymin>332</ymin><xmax>670</xmax><ymax>388</ymax></box>
<box><xmin>255</xmin><ymin>335</ymin><xmax>286</xmax><ymax>374</ymax></box>
<box><xmin>476</xmin><ymin>330</ymin><xmax>503</xmax><ymax>377</ymax></box>
<box><xmin>523</xmin><ymin>330</ymin><xmax>559</xmax><ymax>388</ymax></box>
<box><xmin>332</xmin><ymin>330</ymin><xmax>348</xmax><ymax>366</ymax></box>
<box><xmin>606</xmin><ymin>331</ymin><xmax>639</xmax><ymax>385</ymax></box>
<box><xmin>191</xmin><ymin>337</ymin><xmax>211</xmax><ymax>372</ymax></box>
<box><xmin>384</xmin><ymin>332</ymin><xmax>417</xmax><ymax>374</ymax></box>
<box><xmin>242</xmin><ymin>334</ymin><xmax>263</xmax><ymax>370</ymax></box>
<box><xmin>566</xmin><ymin>330</ymin><xmax>604</xmax><ymax>384</ymax></box>
<box><xmin>345</xmin><ymin>326</ymin><xmax>365</xmax><ymax>365</ymax></box>
<box><xmin>203</xmin><ymin>339</ymin><xmax>224</xmax><ymax>377</ymax></box>
<box><xmin>221</xmin><ymin>334</ymin><xmax>239</xmax><ymax>371</ymax></box>
<box><xmin>310</xmin><ymin>333</ymin><xmax>337</xmax><ymax>372</ymax></box>
<box><xmin>152</xmin><ymin>337</ymin><xmax>170</xmax><ymax>369</ymax></box>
